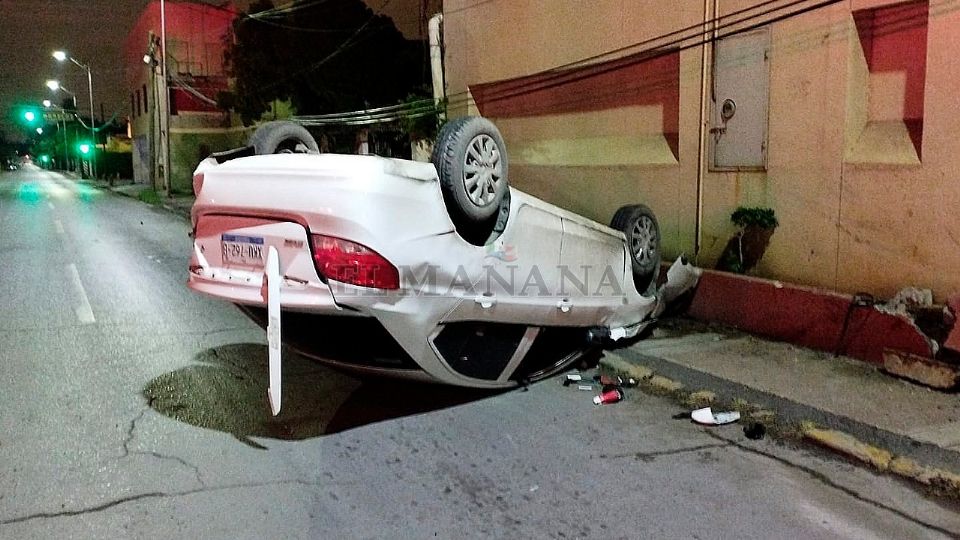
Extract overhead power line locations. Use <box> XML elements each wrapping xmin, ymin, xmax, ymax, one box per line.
<box><xmin>169</xmin><ymin>72</ymin><xmax>220</xmax><ymax>107</ymax></box>
<box><xmin>439</xmin><ymin>0</ymin><xmax>952</xmax><ymax>114</ymax></box>
<box><xmin>440</xmin><ymin>0</ymin><xmax>845</xmax><ymax>111</ymax></box>
<box><xmin>293</xmin><ymin>99</ymin><xmax>439</xmax><ymax>126</ymax></box>
<box><xmin>246</xmin><ymin>0</ymin><xmax>334</xmax><ymax>20</ymax></box>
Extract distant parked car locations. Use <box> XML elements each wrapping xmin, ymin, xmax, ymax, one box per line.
<box><xmin>188</xmin><ymin>117</ymin><xmax>693</xmax><ymax>398</ymax></box>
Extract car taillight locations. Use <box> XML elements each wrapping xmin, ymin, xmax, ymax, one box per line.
<box><xmin>192</xmin><ymin>172</ymin><xmax>204</xmax><ymax>195</ymax></box>
<box><xmin>310</xmin><ymin>234</ymin><xmax>400</xmax><ymax>290</ymax></box>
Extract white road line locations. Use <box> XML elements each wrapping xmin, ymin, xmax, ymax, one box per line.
<box><xmin>66</xmin><ymin>264</ymin><xmax>96</xmax><ymax>325</ymax></box>
<box><xmin>55</xmin><ymin>220</ymin><xmax>65</xmax><ymax>234</ymax></box>
<box><xmin>47</xmin><ymin>202</ymin><xmax>55</xmax><ymax>209</ymax></box>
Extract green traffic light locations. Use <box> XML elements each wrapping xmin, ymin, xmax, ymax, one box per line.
<box><xmin>78</xmin><ymin>143</ymin><xmax>91</xmax><ymax>155</ymax></box>
<box><xmin>23</xmin><ymin>110</ymin><xmax>36</xmax><ymax>123</ymax></box>
<box><xmin>40</xmin><ymin>155</ymin><xmax>50</xmax><ymax>163</ymax></box>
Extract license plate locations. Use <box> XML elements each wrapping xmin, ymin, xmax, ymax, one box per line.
<box><xmin>221</xmin><ymin>234</ymin><xmax>265</xmax><ymax>266</ymax></box>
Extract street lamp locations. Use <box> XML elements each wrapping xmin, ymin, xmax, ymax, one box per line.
<box><xmin>46</xmin><ymin>80</ymin><xmax>81</xmax><ymax>175</ymax></box>
<box><xmin>46</xmin><ymin>80</ymin><xmax>77</xmax><ymax>108</ymax></box>
<box><xmin>53</xmin><ymin>50</ymin><xmax>96</xmax><ymax>178</ymax></box>
<box><xmin>42</xmin><ymin>99</ymin><xmax>52</xmax><ymax>108</ymax></box>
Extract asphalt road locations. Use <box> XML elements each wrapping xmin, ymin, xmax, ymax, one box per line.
<box><xmin>1</xmin><ymin>165</ymin><xmax>958</xmax><ymax>539</ymax></box>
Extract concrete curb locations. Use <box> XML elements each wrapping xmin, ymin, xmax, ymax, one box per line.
<box><xmin>681</xmin><ymin>268</ymin><xmax>938</xmax><ymax>366</ymax></box>
<box><xmin>803</xmin><ymin>427</ymin><xmax>960</xmax><ymax>497</ymax></box>
<box><xmin>599</xmin><ymin>352</ymin><xmax>960</xmax><ymax>498</ymax></box>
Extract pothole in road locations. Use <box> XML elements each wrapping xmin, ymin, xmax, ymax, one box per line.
<box><xmin>143</xmin><ymin>343</ymin><xmax>496</xmax><ymax>448</ymax></box>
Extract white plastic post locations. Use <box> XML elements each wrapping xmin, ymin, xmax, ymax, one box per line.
<box><xmin>266</xmin><ymin>246</ymin><xmax>282</xmax><ymax>416</ymax></box>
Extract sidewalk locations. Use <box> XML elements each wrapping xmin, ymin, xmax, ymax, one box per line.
<box><xmin>76</xmin><ymin>176</ymin><xmax>194</xmax><ymax>219</ymax></box>
<box><xmin>602</xmin><ymin>317</ymin><xmax>960</xmax><ymax>493</ymax></box>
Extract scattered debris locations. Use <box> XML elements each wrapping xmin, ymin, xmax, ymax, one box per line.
<box><xmin>566</xmin><ymin>371</ymin><xmax>637</xmax><ymax>404</ymax></box>
<box><xmin>878</xmin><ymin>287</ymin><xmax>934</xmax><ymax>316</ymax></box>
<box><xmin>691</xmin><ymin>407</ymin><xmax>741</xmax><ymax>426</ymax></box>
<box><xmin>529</xmin><ymin>485</ymin><xmax>539</xmax><ymax>493</ymax></box>
<box><xmin>743</xmin><ymin>422</ymin><xmax>766</xmax><ymax>440</ymax></box>
<box><xmin>881</xmin><ymin>349</ymin><xmax>960</xmax><ymax>390</ymax></box>
<box><xmin>593</xmin><ymin>387</ymin><xmax>624</xmax><ymax>405</ymax></box>
<box><xmin>563</xmin><ymin>374</ymin><xmax>599</xmax><ymax>391</ymax></box>
<box><xmin>653</xmin><ymin>256</ymin><xmax>703</xmax><ymax>318</ymax></box>
<box><xmin>594</xmin><ymin>374</ymin><xmax>638</xmax><ymax>387</ymax></box>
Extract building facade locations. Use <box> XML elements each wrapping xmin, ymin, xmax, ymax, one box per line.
<box><xmin>442</xmin><ymin>0</ymin><xmax>959</xmax><ymax>299</ymax></box>
<box><xmin>124</xmin><ymin>1</ymin><xmax>249</xmax><ymax>193</ymax></box>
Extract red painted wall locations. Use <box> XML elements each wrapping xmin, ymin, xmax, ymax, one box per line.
<box><xmin>470</xmin><ymin>50</ymin><xmax>681</xmax><ymax>160</ymax></box>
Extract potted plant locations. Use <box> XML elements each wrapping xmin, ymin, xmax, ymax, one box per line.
<box><xmin>716</xmin><ymin>206</ymin><xmax>779</xmax><ymax>273</ymax></box>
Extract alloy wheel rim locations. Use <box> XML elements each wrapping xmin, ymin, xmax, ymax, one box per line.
<box><xmin>462</xmin><ymin>134</ymin><xmax>502</xmax><ymax>207</ymax></box>
<box><xmin>631</xmin><ymin>216</ymin><xmax>658</xmax><ymax>267</ymax></box>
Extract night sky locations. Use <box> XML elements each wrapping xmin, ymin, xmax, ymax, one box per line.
<box><xmin>0</xmin><ymin>0</ymin><xmax>430</xmax><ymax>140</ymax></box>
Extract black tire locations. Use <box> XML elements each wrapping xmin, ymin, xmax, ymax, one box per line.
<box><xmin>611</xmin><ymin>204</ymin><xmax>661</xmax><ymax>295</ymax></box>
<box><xmin>431</xmin><ymin>116</ymin><xmax>509</xmax><ymax>223</ymax></box>
<box><xmin>249</xmin><ymin>121</ymin><xmax>319</xmax><ymax>155</ymax></box>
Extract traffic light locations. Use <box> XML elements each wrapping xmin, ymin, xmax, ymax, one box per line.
<box><xmin>40</xmin><ymin>155</ymin><xmax>50</xmax><ymax>163</ymax></box>
<box><xmin>78</xmin><ymin>143</ymin><xmax>91</xmax><ymax>155</ymax></box>
<box><xmin>22</xmin><ymin>109</ymin><xmax>37</xmax><ymax>123</ymax></box>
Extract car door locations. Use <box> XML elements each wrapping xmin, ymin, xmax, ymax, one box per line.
<box><xmin>443</xmin><ymin>201</ymin><xmax>566</xmax><ymax>325</ymax></box>
<box><xmin>557</xmin><ymin>217</ymin><xmax>630</xmax><ymax>326</ymax></box>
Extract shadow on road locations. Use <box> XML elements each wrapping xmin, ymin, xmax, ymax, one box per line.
<box><xmin>143</xmin><ymin>343</ymin><xmax>501</xmax><ymax>449</ymax></box>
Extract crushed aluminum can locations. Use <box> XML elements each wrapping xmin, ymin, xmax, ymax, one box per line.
<box><xmin>593</xmin><ymin>387</ymin><xmax>624</xmax><ymax>405</ymax></box>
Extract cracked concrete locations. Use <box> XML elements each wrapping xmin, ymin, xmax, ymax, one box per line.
<box><xmin>0</xmin><ymin>478</ymin><xmax>338</xmax><ymax>526</ymax></box>
<box><xmin>598</xmin><ymin>442</ymin><xmax>731</xmax><ymax>461</ymax></box>
<box><xmin>114</xmin><ymin>403</ymin><xmax>206</xmax><ymax>488</ymax></box>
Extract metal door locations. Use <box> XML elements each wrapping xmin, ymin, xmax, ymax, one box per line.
<box><xmin>711</xmin><ymin>28</ymin><xmax>770</xmax><ymax>170</ymax></box>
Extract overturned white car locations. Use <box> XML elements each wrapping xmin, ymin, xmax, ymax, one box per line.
<box><xmin>188</xmin><ymin>117</ymin><xmax>696</xmax><ymax>412</ymax></box>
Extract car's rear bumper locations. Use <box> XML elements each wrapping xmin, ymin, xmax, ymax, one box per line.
<box><xmin>187</xmin><ymin>265</ymin><xmax>351</xmax><ymax>314</ymax></box>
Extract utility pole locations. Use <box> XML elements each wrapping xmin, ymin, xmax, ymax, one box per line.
<box><xmin>158</xmin><ymin>0</ymin><xmax>172</xmax><ymax>197</ymax></box>
<box><xmin>86</xmin><ymin>64</ymin><xmax>96</xmax><ymax>179</ymax></box>
<box><xmin>147</xmin><ymin>31</ymin><xmax>160</xmax><ymax>190</ymax></box>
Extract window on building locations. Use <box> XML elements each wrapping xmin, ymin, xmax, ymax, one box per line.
<box><xmin>136</xmin><ymin>89</ymin><xmax>141</xmax><ymax>117</ymax></box>
<box><xmin>143</xmin><ymin>84</ymin><xmax>148</xmax><ymax>113</ymax></box>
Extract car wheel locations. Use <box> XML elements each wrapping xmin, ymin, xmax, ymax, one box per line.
<box><xmin>249</xmin><ymin>121</ymin><xmax>319</xmax><ymax>155</ymax></box>
<box><xmin>431</xmin><ymin>116</ymin><xmax>509</xmax><ymax>223</ymax></box>
<box><xmin>611</xmin><ymin>204</ymin><xmax>661</xmax><ymax>295</ymax></box>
